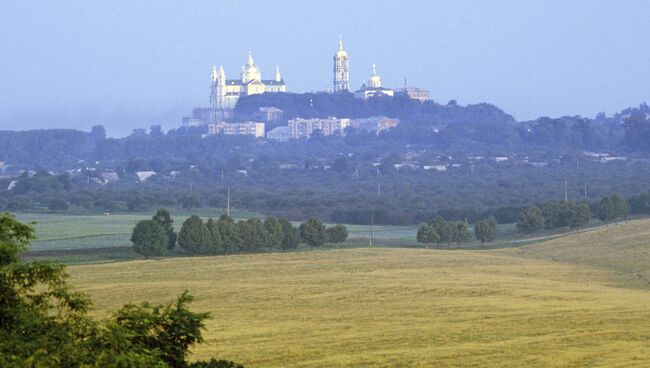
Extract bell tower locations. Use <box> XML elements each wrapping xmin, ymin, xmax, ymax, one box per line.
<box><xmin>333</xmin><ymin>36</ymin><xmax>349</xmax><ymax>92</ymax></box>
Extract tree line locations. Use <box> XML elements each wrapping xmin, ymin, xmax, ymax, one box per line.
<box><xmin>1</xmin><ymin>213</ymin><xmax>242</xmax><ymax>367</ymax></box>
<box><xmin>131</xmin><ymin>209</ymin><xmax>349</xmax><ymax>258</ymax></box>
<box><xmin>416</xmin><ymin>216</ymin><xmax>495</xmax><ymax>248</ymax></box>
<box><xmin>516</xmin><ymin>194</ymin><xmax>628</xmax><ymax>234</ymax></box>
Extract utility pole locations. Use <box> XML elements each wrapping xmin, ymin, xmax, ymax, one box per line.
<box><xmin>369</xmin><ymin>210</ymin><xmax>374</xmax><ymax>248</ymax></box>
<box><xmin>377</xmin><ymin>183</ymin><xmax>381</xmax><ymax>197</ymax></box>
<box><xmin>221</xmin><ymin>168</ymin><xmax>224</xmax><ymax>183</ymax></box>
<box><xmin>190</xmin><ymin>183</ymin><xmax>193</xmax><ymax>196</ymax></box>
<box><xmin>564</xmin><ymin>178</ymin><xmax>568</xmax><ymax>202</ymax></box>
<box><xmin>584</xmin><ymin>184</ymin><xmax>588</xmax><ymax>200</ymax></box>
<box><xmin>226</xmin><ymin>186</ymin><xmax>230</xmax><ymax>217</ymax></box>
<box><xmin>470</xmin><ymin>164</ymin><xmax>474</xmax><ymax>176</ymax></box>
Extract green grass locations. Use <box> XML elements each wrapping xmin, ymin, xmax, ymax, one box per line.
<box><xmin>68</xmin><ymin>230</ymin><xmax>650</xmax><ymax>367</ymax></box>
<box><xmin>14</xmin><ymin>211</ymin><xmax>420</xmax><ymax>254</ymax></box>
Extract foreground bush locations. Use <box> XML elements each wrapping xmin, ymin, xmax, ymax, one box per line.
<box><xmin>0</xmin><ymin>213</ymin><xmax>242</xmax><ymax>367</ymax></box>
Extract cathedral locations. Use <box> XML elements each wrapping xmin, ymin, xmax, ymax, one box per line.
<box><xmin>210</xmin><ymin>51</ymin><xmax>286</xmax><ymax>116</ymax></box>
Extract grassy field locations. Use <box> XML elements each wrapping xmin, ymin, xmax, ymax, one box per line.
<box><xmin>67</xmin><ymin>219</ymin><xmax>650</xmax><ymax>367</ymax></box>
<box><xmin>15</xmin><ymin>211</ymin><xmax>420</xmax><ymax>254</ymax></box>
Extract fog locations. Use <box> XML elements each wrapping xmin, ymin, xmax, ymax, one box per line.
<box><xmin>1</xmin><ymin>0</ymin><xmax>649</xmax><ymax>136</ymax></box>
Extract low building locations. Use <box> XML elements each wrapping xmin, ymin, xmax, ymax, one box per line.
<box><xmin>355</xmin><ymin>64</ymin><xmax>394</xmax><ymax>100</ymax></box>
<box><xmin>135</xmin><ymin>171</ymin><xmax>157</xmax><ymax>182</ymax></box>
<box><xmin>254</xmin><ymin>107</ymin><xmax>284</xmax><ymax>122</ymax></box>
<box><xmin>398</xmin><ymin>86</ymin><xmax>429</xmax><ymax>102</ymax></box>
<box><xmin>101</xmin><ymin>172</ymin><xmax>120</xmax><ymax>183</ymax></box>
<box><xmin>207</xmin><ymin>122</ymin><xmax>265</xmax><ymax>138</ymax></box>
<box><xmin>182</xmin><ymin>117</ymin><xmax>204</xmax><ymax>127</ymax></box>
<box><xmin>350</xmin><ymin>116</ymin><xmax>399</xmax><ymax>132</ymax></box>
<box><xmin>266</xmin><ymin>126</ymin><xmax>291</xmax><ymax>142</ymax></box>
<box><xmin>288</xmin><ymin>117</ymin><xmax>350</xmax><ymax>138</ymax></box>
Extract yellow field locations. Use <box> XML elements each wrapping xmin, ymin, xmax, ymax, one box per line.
<box><xmin>68</xmin><ymin>220</ymin><xmax>650</xmax><ymax>367</ymax></box>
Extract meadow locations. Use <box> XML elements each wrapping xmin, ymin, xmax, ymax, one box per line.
<box><xmin>67</xmin><ymin>219</ymin><xmax>650</xmax><ymax>367</ymax></box>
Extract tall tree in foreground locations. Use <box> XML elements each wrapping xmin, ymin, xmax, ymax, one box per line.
<box><xmin>299</xmin><ymin>218</ymin><xmax>328</xmax><ymax>249</ymax></box>
<box><xmin>0</xmin><ymin>213</ymin><xmax>243</xmax><ymax>367</ymax></box>
<box><xmin>153</xmin><ymin>208</ymin><xmax>177</xmax><ymax>250</ymax></box>
<box><xmin>131</xmin><ymin>219</ymin><xmax>167</xmax><ymax>258</ymax></box>
<box><xmin>474</xmin><ymin>217</ymin><xmax>498</xmax><ymax>245</ymax></box>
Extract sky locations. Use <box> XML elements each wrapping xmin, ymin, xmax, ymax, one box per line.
<box><xmin>1</xmin><ymin>0</ymin><xmax>649</xmax><ymax>137</ymax></box>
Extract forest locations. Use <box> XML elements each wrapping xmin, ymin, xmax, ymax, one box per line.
<box><xmin>2</xmin><ymin>94</ymin><xmax>650</xmax><ymax>224</ymax></box>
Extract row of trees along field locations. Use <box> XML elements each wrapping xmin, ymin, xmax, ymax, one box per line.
<box><xmin>131</xmin><ymin>209</ymin><xmax>349</xmax><ymax>258</ymax></box>
<box><xmin>416</xmin><ymin>193</ymin><xmax>631</xmax><ymax>248</ymax></box>
<box><xmin>0</xmin><ymin>213</ymin><xmax>243</xmax><ymax>367</ymax></box>
<box><xmin>417</xmin><ymin>216</ymin><xmax>497</xmax><ymax>248</ymax></box>
<box><xmin>516</xmin><ymin>194</ymin><xmax>628</xmax><ymax>234</ymax></box>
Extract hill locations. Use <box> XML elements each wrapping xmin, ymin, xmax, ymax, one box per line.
<box><xmin>69</xmin><ymin>229</ymin><xmax>650</xmax><ymax>366</ymax></box>
<box><xmin>501</xmin><ymin>219</ymin><xmax>650</xmax><ymax>288</ymax></box>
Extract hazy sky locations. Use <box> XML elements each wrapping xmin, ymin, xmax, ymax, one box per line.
<box><xmin>1</xmin><ymin>1</ymin><xmax>649</xmax><ymax>136</ymax></box>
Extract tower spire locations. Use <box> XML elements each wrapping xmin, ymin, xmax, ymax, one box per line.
<box><xmin>333</xmin><ymin>36</ymin><xmax>350</xmax><ymax>92</ymax></box>
<box><xmin>372</xmin><ymin>63</ymin><xmax>377</xmax><ymax>75</ymax></box>
<box><xmin>247</xmin><ymin>50</ymin><xmax>253</xmax><ymax>66</ymax></box>
<box><xmin>275</xmin><ymin>65</ymin><xmax>281</xmax><ymax>82</ymax></box>
<box><xmin>211</xmin><ymin>66</ymin><xmax>218</xmax><ymax>82</ymax></box>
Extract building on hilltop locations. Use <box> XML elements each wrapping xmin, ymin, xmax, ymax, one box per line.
<box><xmin>266</xmin><ymin>126</ymin><xmax>291</xmax><ymax>142</ymax></box>
<box><xmin>288</xmin><ymin>117</ymin><xmax>350</xmax><ymax>138</ymax></box>
<box><xmin>333</xmin><ymin>36</ymin><xmax>350</xmax><ymax>92</ymax></box>
<box><xmin>254</xmin><ymin>107</ymin><xmax>284</xmax><ymax>122</ymax></box>
<box><xmin>350</xmin><ymin>116</ymin><xmax>400</xmax><ymax>132</ymax></box>
<box><xmin>398</xmin><ymin>86</ymin><xmax>429</xmax><ymax>102</ymax></box>
<box><xmin>207</xmin><ymin>122</ymin><xmax>265</xmax><ymax>138</ymax></box>
<box><xmin>210</xmin><ymin>51</ymin><xmax>286</xmax><ymax>120</ymax></box>
<box><xmin>355</xmin><ymin>64</ymin><xmax>394</xmax><ymax>100</ymax></box>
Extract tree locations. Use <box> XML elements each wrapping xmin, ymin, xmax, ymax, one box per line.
<box><xmin>131</xmin><ymin>220</ymin><xmax>167</xmax><ymax>258</ymax></box>
<box><xmin>279</xmin><ymin>218</ymin><xmax>301</xmax><ymax>251</ymax></box>
<box><xmin>451</xmin><ymin>221</ymin><xmax>472</xmax><ymax>246</ymax></box>
<box><xmin>250</xmin><ymin>218</ymin><xmax>268</xmax><ymax>249</ymax></box>
<box><xmin>429</xmin><ymin>216</ymin><xmax>451</xmax><ymax>247</ymax></box>
<box><xmin>48</xmin><ymin>198</ymin><xmax>69</xmax><ymax>211</ymax></box>
<box><xmin>0</xmin><ymin>213</ymin><xmax>242</xmax><ymax>367</ymax></box>
<box><xmin>416</xmin><ymin>224</ymin><xmax>440</xmax><ymax>248</ymax></box>
<box><xmin>178</xmin><ymin>215</ymin><xmax>212</xmax><ymax>254</ymax></box>
<box><xmin>570</xmin><ymin>202</ymin><xmax>591</xmax><ymax>232</ymax></box>
<box><xmin>206</xmin><ymin>218</ymin><xmax>224</xmax><ymax>253</ymax></box>
<box><xmin>264</xmin><ymin>217</ymin><xmax>284</xmax><ymax>251</ymax></box>
<box><xmin>598</xmin><ymin>196</ymin><xmax>616</xmax><ymax>224</ymax></box>
<box><xmin>517</xmin><ymin>206</ymin><xmax>544</xmax><ymax>233</ymax></box>
<box><xmin>474</xmin><ymin>217</ymin><xmax>497</xmax><ymax>245</ymax></box>
<box><xmin>237</xmin><ymin>219</ymin><xmax>256</xmax><ymax>251</ymax></box>
<box><xmin>299</xmin><ymin>218</ymin><xmax>328</xmax><ymax>249</ymax></box>
<box><xmin>152</xmin><ymin>208</ymin><xmax>177</xmax><ymax>250</ymax></box>
<box><xmin>610</xmin><ymin>194</ymin><xmax>628</xmax><ymax>223</ymax></box>
<box><xmin>217</xmin><ymin>215</ymin><xmax>241</xmax><ymax>254</ymax></box>
<box><xmin>327</xmin><ymin>224</ymin><xmax>348</xmax><ymax>244</ymax></box>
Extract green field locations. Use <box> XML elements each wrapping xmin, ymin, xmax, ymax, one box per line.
<box><xmin>15</xmin><ymin>211</ymin><xmax>420</xmax><ymax>253</ymax></box>
<box><xmin>66</xmin><ymin>219</ymin><xmax>650</xmax><ymax>367</ymax></box>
